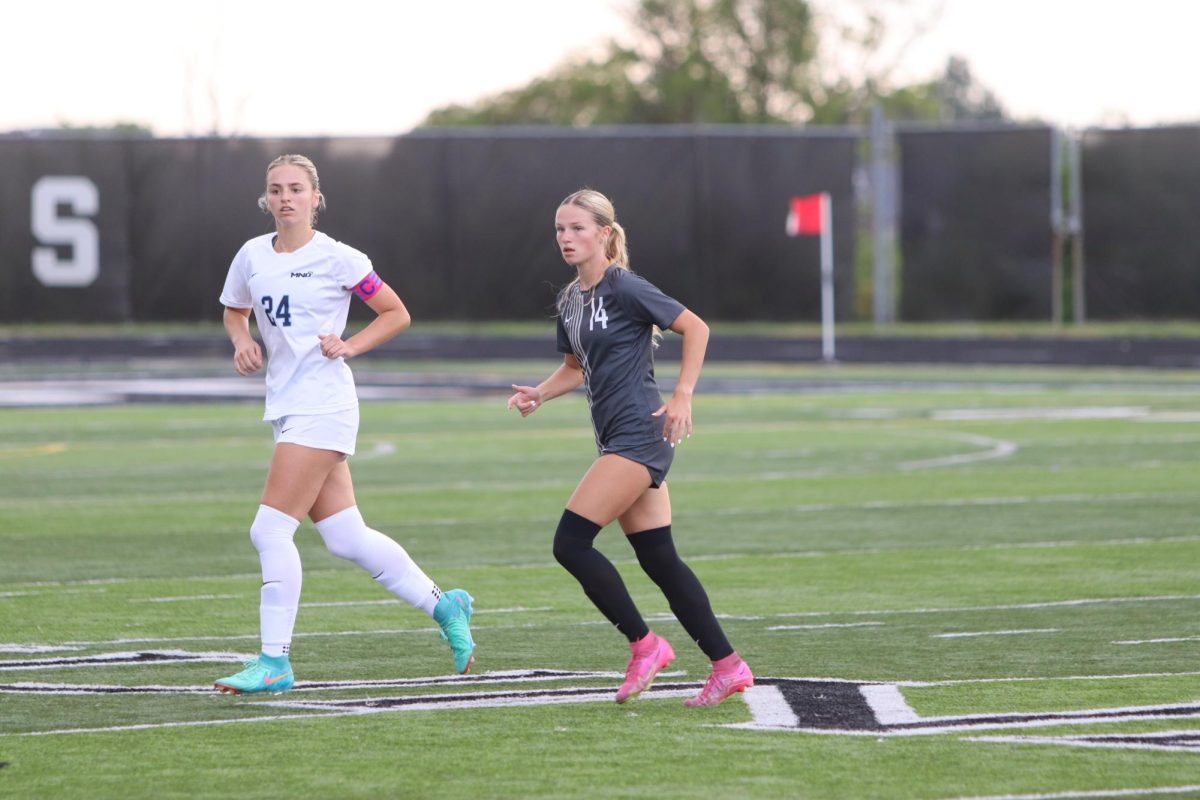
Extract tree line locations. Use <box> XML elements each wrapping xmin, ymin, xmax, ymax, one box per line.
<box><xmin>421</xmin><ymin>0</ymin><xmax>1005</xmax><ymax>127</ymax></box>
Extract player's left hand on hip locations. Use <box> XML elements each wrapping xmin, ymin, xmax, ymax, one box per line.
<box><xmin>653</xmin><ymin>404</ymin><xmax>692</xmax><ymax>447</ymax></box>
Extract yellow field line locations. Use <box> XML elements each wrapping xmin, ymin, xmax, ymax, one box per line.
<box><xmin>0</xmin><ymin>442</ymin><xmax>67</xmax><ymax>459</ymax></box>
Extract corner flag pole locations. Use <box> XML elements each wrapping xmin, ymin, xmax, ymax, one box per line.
<box><xmin>818</xmin><ymin>192</ymin><xmax>835</xmax><ymax>363</ymax></box>
<box><xmin>787</xmin><ymin>192</ymin><xmax>835</xmax><ymax>363</ymax></box>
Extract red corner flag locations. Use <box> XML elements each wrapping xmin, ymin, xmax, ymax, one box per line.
<box><xmin>786</xmin><ymin>194</ymin><xmax>823</xmax><ymax>236</ymax></box>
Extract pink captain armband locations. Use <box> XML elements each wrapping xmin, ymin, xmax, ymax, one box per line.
<box><xmin>352</xmin><ymin>271</ymin><xmax>384</xmax><ymax>301</ymax></box>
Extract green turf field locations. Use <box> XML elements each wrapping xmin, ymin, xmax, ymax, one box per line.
<box><xmin>2</xmin><ymin>363</ymin><xmax>1200</xmax><ymax>798</ymax></box>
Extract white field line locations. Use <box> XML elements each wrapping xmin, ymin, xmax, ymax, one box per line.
<box><xmin>933</xmin><ymin>629</ymin><xmax>1060</xmax><ymax>639</ymax></box>
<box><xmin>964</xmin><ymin>733</ymin><xmax>1200</xmax><ymax>755</ymax></box>
<box><xmin>1</xmin><ymin>687</ymin><xmax>697</xmax><ymax>738</ymax></box>
<box><xmin>768</xmin><ymin>622</ymin><xmax>886</xmax><ymax>631</ymax></box>
<box><xmin>0</xmin><ymin>669</ymin><xmax>684</xmax><ymax>695</ymax></box>
<box><xmin>302</xmin><ymin>599</ymin><xmax>414</xmax><ymax>608</ymax></box>
<box><xmin>582</xmin><ymin>612</ymin><xmax>763</xmax><ymax>628</ymax></box>
<box><xmin>860</xmin><ymin>684</ymin><xmax>921</xmax><ymax>724</ymax></box>
<box><xmin>0</xmin><ymin>611</ymin><xmax>619</xmax><ymax>649</ymax></box>
<box><xmin>4</xmin><ymin>529</ymin><xmax>1197</xmax><ymax>596</ymax></box>
<box><xmin>0</xmin><ymin>478</ymin><xmax>586</xmax><ymax>509</ymax></box>
<box><xmin>899</xmin><ymin>433</ymin><xmax>1017</xmax><ymax>471</ymax></box>
<box><xmin>1137</xmin><ymin>413</ymin><xmax>1200</xmax><ymax>424</ymax></box>
<box><xmin>514</xmin><ymin>534</ymin><xmax>1200</xmax><ymax>572</ymax></box>
<box><xmin>265</xmin><ymin>687</ymin><xmax>695</xmax><ymax>713</ymax></box>
<box><xmin>898</xmin><ymin>671</ymin><xmax>1200</xmax><ymax>688</ymax></box>
<box><xmin>2</xmin><ymin>711</ymin><xmax>379</xmax><ymax>738</ymax></box>
<box><xmin>741</xmin><ymin>685</ymin><xmax>800</xmax><ymax>728</ymax></box>
<box><xmin>0</xmin><ymin>650</ymin><xmax>246</xmax><ymax>671</ymax></box>
<box><xmin>129</xmin><ymin>597</ymin><xmax>552</xmax><ymax>610</ymax></box>
<box><xmin>0</xmin><ymin>588</ymin><xmax>113</xmax><ymax>598</ymax></box>
<box><xmin>4</xmin><ymin>595</ymin><xmax>1199</xmax><ymax>652</ymax></box>
<box><xmin>2</xmin><ymin>607</ymin><xmax>556</xmax><ymax>649</ymax></box>
<box><xmin>1113</xmin><ymin>636</ymin><xmax>1200</xmax><ymax>645</ymax></box>
<box><xmin>2</xmin><ymin>571</ymin><xmax>298</xmax><ymax>589</ymax></box>
<box><xmin>776</xmin><ymin>594</ymin><xmax>1200</xmax><ymax>619</ymax></box>
<box><xmin>939</xmin><ymin>784</ymin><xmax>1200</xmax><ymax>800</ymax></box>
<box><xmin>732</xmin><ymin>708</ymin><xmax>1200</xmax><ymax>738</ymax></box>
<box><xmin>930</xmin><ymin>406</ymin><xmax>1150</xmax><ymax>422</ymax></box>
<box><xmin>129</xmin><ymin>594</ymin><xmax>241</xmax><ymax>604</ymax></box>
<box><xmin>466</xmin><ymin>606</ymin><xmax>552</xmax><ymax>615</ymax></box>
<box><xmin>11</xmin><ymin>631</ymin><xmax>435</xmax><ymax>649</ymax></box>
<box><xmin>715</xmin><ymin>491</ymin><xmax>1200</xmax><ymax>517</ymax></box>
<box><xmin>1</xmin><ymin>683</ymin><xmax>208</xmax><ymax>694</ymax></box>
<box><xmin>301</xmin><ymin>599</ymin><xmax>552</xmax><ymax>612</ymax></box>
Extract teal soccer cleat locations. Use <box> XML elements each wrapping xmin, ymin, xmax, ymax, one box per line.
<box><xmin>214</xmin><ymin>654</ymin><xmax>294</xmax><ymax>694</ymax></box>
<box><xmin>433</xmin><ymin>589</ymin><xmax>476</xmax><ymax>674</ymax></box>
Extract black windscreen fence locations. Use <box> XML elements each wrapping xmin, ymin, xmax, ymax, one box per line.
<box><xmin>0</xmin><ymin>129</ymin><xmax>858</xmax><ymax>323</ymax></box>
<box><xmin>5</xmin><ymin>126</ymin><xmax>1199</xmax><ymax>325</ymax></box>
<box><xmin>897</xmin><ymin>126</ymin><xmax>1055</xmax><ymax>321</ymax></box>
<box><xmin>1080</xmin><ymin>126</ymin><xmax>1200</xmax><ymax>319</ymax></box>
<box><xmin>0</xmin><ymin>139</ymin><xmax>135</xmax><ymax>322</ymax></box>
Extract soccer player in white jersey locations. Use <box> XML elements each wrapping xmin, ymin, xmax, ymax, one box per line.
<box><xmin>507</xmin><ymin>189</ymin><xmax>753</xmax><ymax>707</ymax></box>
<box><xmin>213</xmin><ymin>154</ymin><xmax>475</xmax><ymax>694</ymax></box>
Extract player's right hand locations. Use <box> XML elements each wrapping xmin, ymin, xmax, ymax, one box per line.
<box><xmin>507</xmin><ymin>384</ymin><xmax>541</xmax><ymax>417</ymax></box>
<box><xmin>233</xmin><ymin>340</ymin><xmax>263</xmax><ymax>376</ymax></box>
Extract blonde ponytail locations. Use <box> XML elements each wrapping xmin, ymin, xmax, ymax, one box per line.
<box><xmin>606</xmin><ymin>220</ymin><xmax>629</xmax><ymax>269</ymax></box>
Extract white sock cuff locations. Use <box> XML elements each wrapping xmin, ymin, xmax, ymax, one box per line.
<box><xmin>314</xmin><ymin>505</ymin><xmax>365</xmax><ymax>536</ymax></box>
<box><xmin>256</xmin><ymin>504</ymin><xmax>300</xmax><ymax>529</ymax></box>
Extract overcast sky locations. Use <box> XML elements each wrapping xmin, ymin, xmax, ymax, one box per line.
<box><xmin>6</xmin><ymin>0</ymin><xmax>1197</xmax><ymax>136</ymax></box>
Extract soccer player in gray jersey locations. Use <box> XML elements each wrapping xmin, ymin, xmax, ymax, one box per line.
<box><xmin>507</xmin><ymin>189</ymin><xmax>753</xmax><ymax>707</ymax></box>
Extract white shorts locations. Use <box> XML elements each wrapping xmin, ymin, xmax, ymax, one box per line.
<box><xmin>270</xmin><ymin>408</ymin><xmax>359</xmax><ymax>457</ymax></box>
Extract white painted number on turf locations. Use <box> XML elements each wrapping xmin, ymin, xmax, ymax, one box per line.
<box><xmin>31</xmin><ymin>176</ymin><xmax>100</xmax><ymax>287</ymax></box>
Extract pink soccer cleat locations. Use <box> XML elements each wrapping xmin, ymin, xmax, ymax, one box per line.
<box><xmin>615</xmin><ymin>631</ymin><xmax>675</xmax><ymax>703</ymax></box>
<box><xmin>684</xmin><ymin>654</ymin><xmax>754</xmax><ymax>707</ymax></box>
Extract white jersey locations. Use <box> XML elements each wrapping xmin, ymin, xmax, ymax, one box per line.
<box><xmin>219</xmin><ymin>231</ymin><xmax>374</xmax><ymax>421</ymax></box>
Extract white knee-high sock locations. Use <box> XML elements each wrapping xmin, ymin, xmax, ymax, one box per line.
<box><xmin>249</xmin><ymin>504</ymin><xmax>302</xmax><ymax>657</ymax></box>
<box><xmin>315</xmin><ymin>506</ymin><xmax>441</xmax><ymax>616</ymax></box>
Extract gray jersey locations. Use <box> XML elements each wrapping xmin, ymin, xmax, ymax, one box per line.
<box><xmin>557</xmin><ymin>265</ymin><xmax>685</xmax><ymax>452</ymax></box>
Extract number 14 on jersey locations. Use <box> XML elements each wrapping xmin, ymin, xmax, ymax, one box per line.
<box><xmin>590</xmin><ymin>295</ymin><xmax>608</xmax><ymax>330</ymax></box>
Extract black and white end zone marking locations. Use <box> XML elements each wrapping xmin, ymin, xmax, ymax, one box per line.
<box><xmin>736</xmin><ymin>678</ymin><xmax>1200</xmax><ymax>753</ymax></box>
<box><xmin>3</xmin><ymin>650</ymin><xmax>1199</xmax><ymax>754</ymax></box>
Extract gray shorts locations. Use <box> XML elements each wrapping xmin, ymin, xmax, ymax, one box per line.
<box><xmin>602</xmin><ymin>437</ymin><xmax>675</xmax><ymax>488</ymax></box>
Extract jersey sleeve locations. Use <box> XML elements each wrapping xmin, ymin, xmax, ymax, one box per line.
<box><xmin>333</xmin><ymin>241</ymin><xmax>376</xmax><ymax>291</ymax></box>
<box><xmin>218</xmin><ymin>243</ymin><xmax>254</xmax><ymax>308</ymax></box>
<box><xmin>614</xmin><ymin>271</ymin><xmax>685</xmax><ymax>329</ymax></box>
<box><xmin>556</xmin><ymin>315</ymin><xmax>573</xmax><ymax>354</ymax></box>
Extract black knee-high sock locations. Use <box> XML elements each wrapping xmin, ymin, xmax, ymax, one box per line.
<box><xmin>553</xmin><ymin>510</ymin><xmax>649</xmax><ymax>643</ymax></box>
<box><xmin>630</xmin><ymin>525</ymin><xmax>733</xmax><ymax>660</ymax></box>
